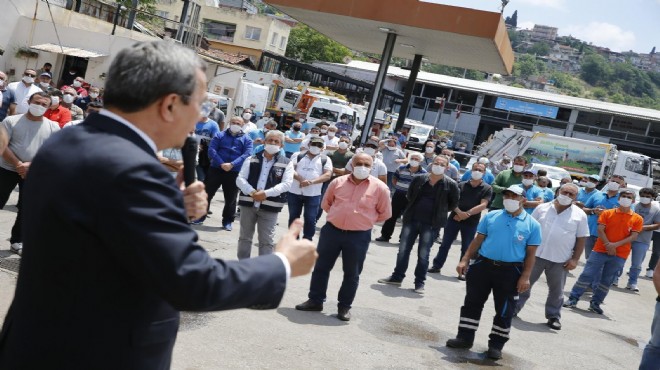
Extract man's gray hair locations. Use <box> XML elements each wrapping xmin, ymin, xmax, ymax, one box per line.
<box><xmin>265</xmin><ymin>129</ymin><xmax>284</xmax><ymax>143</ymax></box>
<box><xmin>560</xmin><ymin>183</ymin><xmax>579</xmax><ymax>193</ymax></box>
<box><xmin>103</xmin><ymin>41</ymin><xmax>206</xmax><ymax>113</ymax></box>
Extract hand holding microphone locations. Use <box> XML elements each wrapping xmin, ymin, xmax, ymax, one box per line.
<box><xmin>179</xmin><ymin>136</ymin><xmax>208</xmax><ymax>220</ymax></box>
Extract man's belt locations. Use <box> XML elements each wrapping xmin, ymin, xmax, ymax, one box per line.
<box><xmin>328</xmin><ymin>222</ymin><xmax>370</xmax><ymax>233</ymax></box>
<box><xmin>478</xmin><ymin>255</ymin><xmax>523</xmax><ymax>267</ymax></box>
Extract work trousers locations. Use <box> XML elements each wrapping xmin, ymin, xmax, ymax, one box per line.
<box><xmin>0</xmin><ymin>167</ymin><xmax>23</xmax><ymax>244</ymax></box>
<box><xmin>515</xmin><ymin>257</ymin><xmax>568</xmax><ymax>319</ymax></box>
<box><xmin>379</xmin><ymin>190</ymin><xmax>408</xmax><ymax>240</ymax></box>
<box><xmin>237</xmin><ymin>205</ymin><xmax>279</xmax><ymax>259</ymax></box>
<box><xmin>569</xmin><ymin>251</ymin><xmax>625</xmax><ymax>305</ymax></box>
<box><xmin>431</xmin><ymin>218</ymin><xmax>478</xmax><ymax>270</ymax></box>
<box><xmin>203</xmin><ymin>167</ymin><xmax>239</xmax><ymax>224</ymax></box>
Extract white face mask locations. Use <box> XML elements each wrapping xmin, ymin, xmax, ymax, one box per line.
<box><xmin>425</xmin><ymin>147</ymin><xmax>434</xmax><ymax>153</ymax></box>
<box><xmin>607</xmin><ymin>181</ymin><xmax>620</xmax><ymax>192</ymax></box>
<box><xmin>522</xmin><ymin>179</ymin><xmax>534</xmax><ymax>186</ymax></box>
<box><xmin>242</xmin><ymin>112</ymin><xmax>252</xmax><ymax>121</ymax></box>
<box><xmin>40</xmin><ymin>82</ymin><xmax>49</xmax><ymax>88</ymax></box>
<box><xmin>28</xmin><ymin>103</ymin><xmax>48</xmax><ymax>117</ymax></box>
<box><xmin>439</xmin><ymin>143</ymin><xmax>447</xmax><ymax>148</ymax></box>
<box><xmin>308</xmin><ymin>146</ymin><xmax>321</xmax><ymax>155</ymax></box>
<box><xmin>73</xmin><ymin>80</ymin><xmax>82</xmax><ymax>88</ymax></box>
<box><xmin>310</xmin><ymin>133</ymin><xmax>319</xmax><ymax>138</ymax></box>
<box><xmin>363</xmin><ymin>147</ymin><xmax>376</xmax><ymax>156</ymax></box>
<box><xmin>353</xmin><ymin>165</ymin><xmax>370</xmax><ymax>180</ymax></box>
<box><xmin>585</xmin><ymin>181</ymin><xmax>597</xmax><ymax>189</ymax></box>
<box><xmin>50</xmin><ymin>96</ymin><xmax>60</xmax><ymax>107</ymax></box>
<box><xmin>229</xmin><ymin>124</ymin><xmax>242</xmax><ymax>134</ymax></box>
<box><xmin>579</xmin><ymin>181</ymin><xmax>587</xmax><ymax>187</ymax></box>
<box><xmin>320</xmin><ymin>129</ymin><xmax>327</xmax><ymax>134</ymax></box>
<box><xmin>264</xmin><ymin>144</ymin><xmax>280</xmax><ymax>155</ymax></box>
<box><xmin>513</xmin><ymin>165</ymin><xmax>524</xmax><ymax>173</ymax></box>
<box><xmin>618</xmin><ymin>197</ymin><xmax>633</xmax><ymax>208</ymax></box>
<box><xmin>338</xmin><ymin>142</ymin><xmax>349</xmax><ymax>150</ymax></box>
<box><xmin>409</xmin><ymin>160</ymin><xmax>420</xmax><ymax>168</ymax></box>
<box><xmin>62</xmin><ymin>94</ymin><xmax>75</xmax><ymax>104</ymax></box>
<box><xmin>431</xmin><ymin>165</ymin><xmax>446</xmax><ymax>175</ymax></box>
<box><xmin>503</xmin><ymin>199</ymin><xmax>520</xmax><ymax>213</ymax></box>
<box><xmin>557</xmin><ymin>194</ymin><xmax>573</xmax><ymax>206</ymax></box>
<box><xmin>327</xmin><ymin>132</ymin><xmax>335</xmax><ymax>137</ymax></box>
<box><xmin>387</xmin><ymin>146</ymin><xmax>396</xmax><ymax>151</ymax></box>
<box><xmin>89</xmin><ymin>93</ymin><xmax>99</xmax><ymax>99</ymax></box>
<box><xmin>639</xmin><ymin>197</ymin><xmax>652</xmax><ymax>205</ymax></box>
<box><xmin>22</xmin><ymin>76</ymin><xmax>35</xmax><ymax>84</ymax></box>
<box><xmin>471</xmin><ymin>171</ymin><xmax>484</xmax><ymax>180</ymax></box>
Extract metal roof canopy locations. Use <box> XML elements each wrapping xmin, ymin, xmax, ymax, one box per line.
<box><xmin>29</xmin><ymin>43</ymin><xmax>107</xmax><ymax>58</ymax></box>
<box><xmin>264</xmin><ymin>0</ymin><xmax>514</xmax><ymax>75</ymax></box>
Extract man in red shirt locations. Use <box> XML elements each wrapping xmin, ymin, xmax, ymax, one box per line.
<box><xmin>564</xmin><ymin>188</ymin><xmax>643</xmax><ymax>315</ymax></box>
<box><xmin>295</xmin><ymin>153</ymin><xmax>391</xmax><ymax>321</ymax></box>
<box><xmin>44</xmin><ymin>91</ymin><xmax>72</xmax><ymax>128</ymax></box>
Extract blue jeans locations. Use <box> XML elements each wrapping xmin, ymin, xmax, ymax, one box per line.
<box><xmin>569</xmin><ymin>251</ymin><xmax>625</xmax><ymax>304</ymax></box>
<box><xmin>628</xmin><ymin>241</ymin><xmax>650</xmax><ymax>286</ymax></box>
<box><xmin>386</xmin><ymin>171</ymin><xmax>395</xmax><ymax>192</ymax></box>
<box><xmin>640</xmin><ymin>302</ymin><xmax>660</xmax><ymax>370</ymax></box>
<box><xmin>584</xmin><ymin>235</ymin><xmax>598</xmax><ymax>259</ymax></box>
<box><xmin>287</xmin><ymin>193</ymin><xmax>321</xmax><ymax>241</ymax></box>
<box><xmin>431</xmin><ymin>218</ymin><xmax>478</xmax><ymax>269</ymax></box>
<box><xmin>308</xmin><ymin>223</ymin><xmax>371</xmax><ymax>308</ymax></box>
<box><xmin>392</xmin><ymin>220</ymin><xmax>439</xmax><ymax>286</ymax></box>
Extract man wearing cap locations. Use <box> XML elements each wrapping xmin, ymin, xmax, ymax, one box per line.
<box><xmin>576</xmin><ymin>174</ymin><xmax>600</xmax><ymax>205</ymax></box>
<box><xmin>491</xmin><ymin>156</ymin><xmax>527</xmax><ymax>210</ymax></box>
<box><xmin>287</xmin><ymin>136</ymin><xmax>332</xmax><ymax>240</ymax></box>
<box><xmin>514</xmin><ymin>183</ymin><xmax>589</xmax><ymax>330</ymax></box>
<box><xmin>580</xmin><ymin>174</ymin><xmax>625</xmax><ymax>258</ymax></box>
<box><xmin>520</xmin><ymin>169</ymin><xmax>544</xmax><ymax>214</ymax></box>
<box><xmin>461</xmin><ymin>157</ymin><xmax>495</xmax><ymax>184</ymax></box>
<box><xmin>37</xmin><ymin>72</ymin><xmax>55</xmax><ymax>93</ymax></box>
<box><xmin>564</xmin><ymin>187</ymin><xmax>643</xmax><ymax>315</ymax></box>
<box><xmin>446</xmin><ymin>184</ymin><xmax>541</xmax><ymax>360</ymax></box>
<box><xmin>345</xmin><ymin>140</ymin><xmax>387</xmax><ymax>183</ymax></box>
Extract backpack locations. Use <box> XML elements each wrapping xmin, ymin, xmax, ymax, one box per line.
<box><xmin>295</xmin><ymin>153</ymin><xmax>329</xmax><ymax>183</ymax></box>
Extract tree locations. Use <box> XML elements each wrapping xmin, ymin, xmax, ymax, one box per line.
<box><xmin>505</xmin><ymin>10</ymin><xmax>518</xmax><ymax>28</ymax></box>
<box><xmin>285</xmin><ymin>24</ymin><xmax>351</xmax><ymax>63</ymax></box>
<box><xmin>651</xmin><ymin>46</ymin><xmax>656</xmax><ymax>55</ymax></box>
<box><xmin>119</xmin><ymin>0</ymin><xmax>156</xmax><ymax>22</ymax></box>
<box><xmin>529</xmin><ymin>42</ymin><xmax>550</xmax><ymax>56</ymax></box>
<box><xmin>580</xmin><ymin>54</ymin><xmax>611</xmax><ymax>85</ymax></box>
<box><xmin>514</xmin><ymin>54</ymin><xmax>538</xmax><ymax>79</ymax></box>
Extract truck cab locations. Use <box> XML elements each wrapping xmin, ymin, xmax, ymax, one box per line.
<box><xmin>403</xmin><ymin>120</ymin><xmax>434</xmax><ymax>151</ymax></box>
<box><xmin>307</xmin><ymin>101</ymin><xmax>357</xmax><ymax>133</ymax></box>
<box><xmin>613</xmin><ymin>151</ymin><xmax>654</xmax><ymax>188</ymax></box>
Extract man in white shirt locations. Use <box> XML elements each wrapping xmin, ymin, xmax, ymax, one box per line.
<box><xmin>322</xmin><ymin>125</ymin><xmax>339</xmax><ymax>154</ymax></box>
<box><xmin>288</xmin><ymin>136</ymin><xmax>332</xmax><ymax>240</ymax></box>
<box><xmin>7</xmin><ymin>69</ymin><xmax>43</xmax><ymax>114</ymax></box>
<box><xmin>514</xmin><ymin>183</ymin><xmax>589</xmax><ymax>330</ymax></box>
<box><xmin>345</xmin><ymin>140</ymin><xmax>387</xmax><ymax>183</ymax></box>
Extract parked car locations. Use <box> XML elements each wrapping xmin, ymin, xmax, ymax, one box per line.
<box><xmin>528</xmin><ymin>163</ymin><xmax>571</xmax><ymax>189</ymax></box>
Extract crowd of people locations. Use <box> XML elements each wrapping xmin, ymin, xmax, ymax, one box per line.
<box><xmin>0</xmin><ymin>43</ymin><xmax>659</xmax><ymax>367</ymax></box>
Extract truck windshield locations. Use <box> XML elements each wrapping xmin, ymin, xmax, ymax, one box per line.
<box><xmin>283</xmin><ymin>91</ymin><xmax>299</xmax><ymax>105</ymax></box>
<box><xmin>310</xmin><ymin>108</ymin><xmax>339</xmax><ymax>122</ymax></box>
<box><xmin>624</xmin><ymin>157</ymin><xmax>650</xmax><ymax>176</ymax></box>
<box><xmin>409</xmin><ymin>125</ymin><xmax>431</xmax><ymax>136</ymax></box>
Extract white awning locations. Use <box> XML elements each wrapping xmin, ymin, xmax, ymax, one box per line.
<box><xmin>29</xmin><ymin>43</ymin><xmax>107</xmax><ymax>58</ymax></box>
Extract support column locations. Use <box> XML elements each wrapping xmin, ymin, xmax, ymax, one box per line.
<box><xmin>473</xmin><ymin>93</ymin><xmax>485</xmax><ymax>115</ymax></box>
<box><xmin>361</xmin><ymin>32</ymin><xmax>397</xmax><ymax>144</ymax></box>
<box><xmin>565</xmin><ymin>108</ymin><xmax>579</xmax><ymax>136</ymax></box>
<box><xmin>394</xmin><ymin>54</ymin><xmax>423</xmax><ymax>133</ymax></box>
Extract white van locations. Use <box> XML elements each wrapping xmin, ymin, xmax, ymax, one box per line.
<box><xmin>307</xmin><ymin>101</ymin><xmax>357</xmax><ymax>134</ymax></box>
<box><xmin>403</xmin><ymin>120</ymin><xmax>434</xmax><ymax>151</ymax></box>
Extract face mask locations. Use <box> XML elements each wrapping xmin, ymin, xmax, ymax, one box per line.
<box><xmin>338</xmin><ymin>142</ymin><xmax>349</xmax><ymax>150</ymax></box>
<box><xmin>363</xmin><ymin>147</ymin><xmax>376</xmax><ymax>156</ymax></box>
<box><xmin>607</xmin><ymin>182</ymin><xmax>620</xmax><ymax>192</ymax></box>
<box><xmin>387</xmin><ymin>146</ymin><xmax>396</xmax><ymax>151</ymax></box>
<box><xmin>425</xmin><ymin>147</ymin><xmax>434</xmax><ymax>153</ymax></box>
<box><xmin>513</xmin><ymin>165</ymin><xmax>524</xmax><ymax>173</ymax></box>
<box><xmin>28</xmin><ymin>103</ymin><xmax>47</xmax><ymax>117</ymax></box>
<box><xmin>69</xmin><ymin>71</ymin><xmax>76</xmax><ymax>75</ymax></box>
<box><xmin>585</xmin><ymin>181</ymin><xmax>597</xmax><ymax>189</ymax></box>
<box><xmin>264</xmin><ymin>144</ymin><xmax>280</xmax><ymax>155</ymax></box>
<box><xmin>62</xmin><ymin>94</ymin><xmax>75</xmax><ymax>104</ymax></box>
<box><xmin>242</xmin><ymin>113</ymin><xmax>252</xmax><ymax>121</ymax></box>
<box><xmin>409</xmin><ymin>160</ymin><xmax>420</xmax><ymax>167</ymax></box>
<box><xmin>89</xmin><ymin>93</ymin><xmax>99</xmax><ymax>99</ymax></box>
<box><xmin>579</xmin><ymin>181</ymin><xmax>587</xmax><ymax>187</ymax></box>
<box><xmin>73</xmin><ymin>80</ymin><xmax>82</xmax><ymax>88</ymax></box>
<box><xmin>503</xmin><ymin>199</ymin><xmax>520</xmax><ymax>213</ymax></box>
<box><xmin>327</xmin><ymin>132</ymin><xmax>335</xmax><ymax>137</ymax></box>
<box><xmin>353</xmin><ymin>166</ymin><xmax>370</xmax><ymax>180</ymax></box>
<box><xmin>22</xmin><ymin>76</ymin><xmax>34</xmax><ymax>84</ymax></box>
<box><xmin>310</xmin><ymin>133</ymin><xmax>319</xmax><ymax>138</ymax></box>
<box><xmin>522</xmin><ymin>179</ymin><xmax>534</xmax><ymax>186</ymax></box>
<box><xmin>0</xmin><ymin>80</ymin><xmax>5</xmax><ymax>88</ymax></box>
<box><xmin>639</xmin><ymin>197</ymin><xmax>652</xmax><ymax>205</ymax></box>
<box><xmin>40</xmin><ymin>82</ymin><xmax>49</xmax><ymax>88</ymax></box>
<box><xmin>230</xmin><ymin>124</ymin><xmax>242</xmax><ymax>134</ymax></box>
<box><xmin>618</xmin><ymin>197</ymin><xmax>633</xmax><ymax>208</ymax></box>
<box><xmin>431</xmin><ymin>165</ymin><xmax>446</xmax><ymax>175</ymax></box>
<box><xmin>50</xmin><ymin>97</ymin><xmax>60</xmax><ymax>106</ymax></box>
<box><xmin>293</xmin><ymin>126</ymin><xmax>301</xmax><ymax>132</ymax></box>
<box><xmin>557</xmin><ymin>194</ymin><xmax>573</xmax><ymax>206</ymax></box>
<box><xmin>320</xmin><ymin>129</ymin><xmax>327</xmax><ymax>134</ymax></box>
<box><xmin>471</xmin><ymin>171</ymin><xmax>484</xmax><ymax>180</ymax></box>
<box><xmin>308</xmin><ymin>146</ymin><xmax>321</xmax><ymax>155</ymax></box>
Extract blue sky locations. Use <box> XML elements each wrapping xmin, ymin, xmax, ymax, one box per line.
<box><xmin>424</xmin><ymin>0</ymin><xmax>659</xmax><ymax>53</ymax></box>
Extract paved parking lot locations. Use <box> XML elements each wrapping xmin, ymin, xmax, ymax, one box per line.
<box><xmin>0</xmin><ymin>188</ymin><xmax>654</xmax><ymax>369</ymax></box>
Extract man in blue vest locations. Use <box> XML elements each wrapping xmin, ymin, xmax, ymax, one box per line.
<box><xmin>236</xmin><ymin>130</ymin><xmax>294</xmax><ymax>259</ymax></box>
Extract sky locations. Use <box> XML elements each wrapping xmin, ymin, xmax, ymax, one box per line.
<box><xmin>423</xmin><ymin>0</ymin><xmax>660</xmax><ymax>53</ymax></box>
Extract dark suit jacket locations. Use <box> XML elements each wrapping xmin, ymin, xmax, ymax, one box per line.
<box><xmin>0</xmin><ymin>113</ymin><xmax>287</xmax><ymax>370</ymax></box>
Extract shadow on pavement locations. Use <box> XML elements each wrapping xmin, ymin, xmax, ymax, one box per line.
<box><xmin>426</xmin><ymin>273</ymin><xmax>463</xmax><ymax>284</ymax></box>
<box><xmin>191</xmin><ymin>225</ymin><xmax>225</xmax><ymax>232</ymax></box>
<box><xmin>369</xmin><ymin>283</ymin><xmax>423</xmax><ymax>299</ymax></box>
<box><xmin>511</xmin><ymin>317</ymin><xmax>557</xmax><ymax>333</ymax></box>
<box><xmin>373</xmin><ymin>240</ymin><xmax>399</xmax><ymax>248</ymax></box>
<box><xmin>276</xmin><ymin>307</ymin><xmax>347</xmax><ymax>327</ymax></box>
<box><xmin>430</xmin><ymin>345</ymin><xmax>504</xmax><ymax>367</ymax></box>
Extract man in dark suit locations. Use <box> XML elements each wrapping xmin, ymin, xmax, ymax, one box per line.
<box><xmin>0</xmin><ymin>41</ymin><xmax>317</xmax><ymax>370</ymax></box>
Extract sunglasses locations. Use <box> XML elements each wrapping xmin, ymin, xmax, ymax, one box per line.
<box><xmin>24</xmin><ymin>73</ymin><xmax>36</xmax><ymax>77</ymax></box>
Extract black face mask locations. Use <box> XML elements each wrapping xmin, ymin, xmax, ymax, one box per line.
<box><xmin>293</xmin><ymin>126</ymin><xmax>301</xmax><ymax>131</ymax></box>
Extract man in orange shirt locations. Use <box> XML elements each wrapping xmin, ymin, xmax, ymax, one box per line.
<box><xmin>295</xmin><ymin>153</ymin><xmax>391</xmax><ymax>321</ymax></box>
<box><xmin>564</xmin><ymin>188</ymin><xmax>643</xmax><ymax>315</ymax></box>
<box><xmin>44</xmin><ymin>90</ymin><xmax>72</xmax><ymax>128</ymax></box>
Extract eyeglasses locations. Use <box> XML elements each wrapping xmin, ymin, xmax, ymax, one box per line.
<box><xmin>24</xmin><ymin>73</ymin><xmax>36</xmax><ymax>77</ymax></box>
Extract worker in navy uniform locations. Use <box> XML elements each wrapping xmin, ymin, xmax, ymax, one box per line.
<box><xmin>446</xmin><ymin>185</ymin><xmax>542</xmax><ymax>360</ymax></box>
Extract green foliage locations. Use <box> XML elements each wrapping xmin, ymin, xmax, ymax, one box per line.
<box><xmin>119</xmin><ymin>0</ymin><xmax>156</xmax><ymax>22</ymax></box>
<box><xmin>529</xmin><ymin>42</ymin><xmax>550</xmax><ymax>56</ymax></box>
<box><xmin>285</xmin><ymin>24</ymin><xmax>351</xmax><ymax>63</ymax></box>
<box><xmin>421</xmin><ymin>64</ymin><xmax>485</xmax><ymax>81</ymax></box>
<box><xmin>514</xmin><ymin>54</ymin><xmax>538</xmax><ymax>79</ymax></box>
<box><xmin>504</xmin><ymin>10</ymin><xmax>518</xmax><ymax>28</ymax></box>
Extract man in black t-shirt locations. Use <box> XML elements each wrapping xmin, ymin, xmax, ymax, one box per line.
<box><xmin>429</xmin><ymin>162</ymin><xmax>493</xmax><ymax>279</ymax></box>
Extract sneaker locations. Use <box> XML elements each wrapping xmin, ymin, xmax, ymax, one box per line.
<box><xmin>563</xmin><ymin>297</ymin><xmax>578</xmax><ymax>308</ymax></box>
<box><xmin>457</xmin><ymin>274</ymin><xmax>466</xmax><ymax>281</ymax></box>
<box><xmin>427</xmin><ymin>267</ymin><xmax>441</xmax><ymax>273</ymax></box>
<box><xmin>646</xmin><ymin>269</ymin><xmax>654</xmax><ymax>279</ymax></box>
<box><xmin>546</xmin><ymin>318</ymin><xmax>562</xmax><ymax>330</ymax></box>
<box><xmin>588</xmin><ymin>301</ymin><xmax>604</xmax><ymax>315</ymax></box>
<box><xmin>486</xmin><ymin>347</ymin><xmax>503</xmax><ymax>360</ymax></box>
<box><xmin>190</xmin><ymin>219</ymin><xmax>204</xmax><ymax>226</ymax></box>
<box><xmin>626</xmin><ymin>284</ymin><xmax>639</xmax><ymax>292</ymax></box>
<box><xmin>377</xmin><ymin>276</ymin><xmax>402</xmax><ymax>285</ymax></box>
<box><xmin>413</xmin><ymin>284</ymin><xmax>425</xmax><ymax>294</ymax></box>
<box><xmin>223</xmin><ymin>222</ymin><xmax>233</xmax><ymax>231</ymax></box>
<box><xmin>10</xmin><ymin>242</ymin><xmax>22</xmax><ymax>256</ymax></box>
<box><xmin>446</xmin><ymin>337</ymin><xmax>473</xmax><ymax>349</ymax></box>
<box><xmin>612</xmin><ymin>277</ymin><xmax>619</xmax><ymax>287</ymax></box>
<box><xmin>375</xmin><ymin>236</ymin><xmax>390</xmax><ymax>242</ymax></box>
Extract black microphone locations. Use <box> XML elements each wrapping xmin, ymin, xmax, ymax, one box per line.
<box><xmin>181</xmin><ymin>136</ymin><xmax>198</xmax><ymax>186</ymax></box>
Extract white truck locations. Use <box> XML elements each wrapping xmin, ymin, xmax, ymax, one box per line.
<box><xmin>474</xmin><ymin>128</ymin><xmax>654</xmax><ymax>188</ymax></box>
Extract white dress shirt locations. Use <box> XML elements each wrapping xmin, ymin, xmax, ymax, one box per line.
<box><xmin>532</xmin><ymin>202</ymin><xmax>590</xmax><ymax>263</ymax></box>
<box><xmin>236</xmin><ymin>154</ymin><xmax>294</xmax><ymax>207</ymax></box>
<box><xmin>289</xmin><ymin>153</ymin><xmax>333</xmax><ymax>196</ymax></box>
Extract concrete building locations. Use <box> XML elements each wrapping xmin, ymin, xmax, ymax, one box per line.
<box><xmin>530</xmin><ymin>24</ymin><xmax>558</xmax><ymax>41</ymax></box>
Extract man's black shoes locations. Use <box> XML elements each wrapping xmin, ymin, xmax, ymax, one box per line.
<box><xmin>446</xmin><ymin>337</ymin><xmax>473</xmax><ymax>349</ymax></box>
<box><xmin>295</xmin><ymin>300</ymin><xmax>323</xmax><ymax>311</ymax></box>
<box><xmin>337</xmin><ymin>307</ymin><xmax>351</xmax><ymax>321</ymax></box>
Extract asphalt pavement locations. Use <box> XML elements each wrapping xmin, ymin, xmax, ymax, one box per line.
<box><xmin>0</xmin><ymin>187</ymin><xmax>654</xmax><ymax>369</ymax></box>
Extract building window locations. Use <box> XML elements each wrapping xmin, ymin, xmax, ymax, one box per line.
<box><xmin>279</xmin><ymin>36</ymin><xmax>287</xmax><ymax>49</ymax></box>
<box><xmin>245</xmin><ymin>26</ymin><xmax>262</xmax><ymax>41</ymax></box>
<box><xmin>271</xmin><ymin>32</ymin><xmax>279</xmax><ymax>46</ymax></box>
<box><xmin>203</xmin><ymin>20</ymin><xmax>236</xmax><ymax>42</ymax></box>
<box><xmin>156</xmin><ymin>10</ymin><xmax>169</xmax><ymax>18</ymax></box>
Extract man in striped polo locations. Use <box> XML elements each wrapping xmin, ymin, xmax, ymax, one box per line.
<box><xmin>376</xmin><ymin>151</ymin><xmax>427</xmax><ymax>243</ymax></box>
<box><xmin>236</xmin><ymin>130</ymin><xmax>294</xmax><ymax>259</ymax></box>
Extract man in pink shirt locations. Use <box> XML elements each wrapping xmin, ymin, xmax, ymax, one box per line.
<box><xmin>295</xmin><ymin>153</ymin><xmax>391</xmax><ymax>321</ymax></box>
